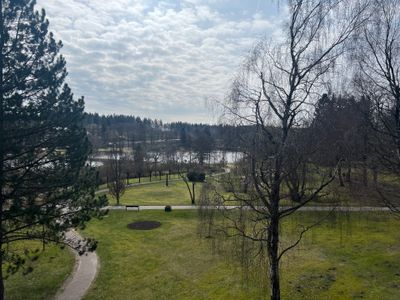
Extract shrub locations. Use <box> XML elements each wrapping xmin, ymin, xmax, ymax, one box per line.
<box><xmin>187</xmin><ymin>171</ymin><xmax>206</xmax><ymax>182</ymax></box>
<box><xmin>165</xmin><ymin>205</ymin><xmax>172</xmax><ymax>212</ymax></box>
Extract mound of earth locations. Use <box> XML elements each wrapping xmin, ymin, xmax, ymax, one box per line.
<box><xmin>127</xmin><ymin>221</ymin><xmax>161</xmax><ymax>230</ymax></box>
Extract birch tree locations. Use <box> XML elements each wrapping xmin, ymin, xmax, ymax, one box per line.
<box><xmin>201</xmin><ymin>1</ymin><xmax>368</xmax><ymax>299</ymax></box>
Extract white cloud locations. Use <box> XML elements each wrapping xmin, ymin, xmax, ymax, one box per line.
<box><xmin>36</xmin><ymin>0</ymin><xmax>284</xmax><ymax>123</ymax></box>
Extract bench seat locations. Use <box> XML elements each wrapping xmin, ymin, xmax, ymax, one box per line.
<box><xmin>125</xmin><ymin>205</ymin><xmax>139</xmax><ymax>211</ymax></box>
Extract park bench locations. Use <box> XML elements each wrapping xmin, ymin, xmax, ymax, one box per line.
<box><xmin>125</xmin><ymin>205</ymin><xmax>140</xmax><ymax>211</ymax></box>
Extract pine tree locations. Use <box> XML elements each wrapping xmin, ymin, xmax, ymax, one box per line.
<box><xmin>0</xmin><ymin>1</ymin><xmax>106</xmax><ymax>298</ymax></box>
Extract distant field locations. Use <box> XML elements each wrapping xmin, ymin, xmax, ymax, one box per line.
<box><xmin>82</xmin><ymin>210</ymin><xmax>400</xmax><ymax>300</ymax></box>
<box><xmin>98</xmin><ymin>173</ymin><xmax>182</xmax><ymax>190</ymax></box>
<box><xmin>4</xmin><ymin>242</ymin><xmax>74</xmax><ymax>300</ymax></box>
<box><xmin>104</xmin><ymin>172</ymin><xmax>400</xmax><ymax>207</ymax></box>
<box><xmin>107</xmin><ymin>180</ymin><xmax>203</xmax><ymax>206</ymax></box>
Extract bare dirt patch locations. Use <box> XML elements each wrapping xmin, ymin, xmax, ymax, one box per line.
<box><xmin>127</xmin><ymin>221</ymin><xmax>161</xmax><ymax>230</ymax></box>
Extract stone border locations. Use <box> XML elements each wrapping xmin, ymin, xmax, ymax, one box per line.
<box><xmin>55</xmin><ymin>230</ymin><xmax>99</xmax><ymax>300</ymax></box>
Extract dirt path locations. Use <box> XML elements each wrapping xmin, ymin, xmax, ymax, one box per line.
<box><xmin>55</xmin><ymin>230</ymin><xmax>98</xmax><ymax>300</ymax></box>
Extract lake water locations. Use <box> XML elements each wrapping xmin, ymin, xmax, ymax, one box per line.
<box><xmin>89</xmin><ymin>150</ymin><xmax>243</xmax><ymax>167</ymax></box>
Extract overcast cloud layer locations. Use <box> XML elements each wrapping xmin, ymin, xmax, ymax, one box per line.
<box><xmin>36</xmin><ymin>0</ymin><xmax>284</xmax><ymax>123</ymax></box>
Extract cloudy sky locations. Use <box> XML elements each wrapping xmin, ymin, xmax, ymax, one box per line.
<box><xmin>36</xmin><ymin>0</ymin><xmax>285</xmax><ymax>123</ymax></box>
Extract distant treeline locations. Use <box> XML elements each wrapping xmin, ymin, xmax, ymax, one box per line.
<box><xmin>86</xmin><ymin>91</ymin><xmax>392</xmax><ymax>189</ymax></box>
<box><xmin>84</xmin><ymin>113</ymin><xmax>247</xmax><ymax>151</ymax></box>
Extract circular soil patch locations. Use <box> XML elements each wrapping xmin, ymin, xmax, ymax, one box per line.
<box><xmin>127</xmin><ymin>221</ymin><xmax>161</xmax><ymax>230</ymax></box>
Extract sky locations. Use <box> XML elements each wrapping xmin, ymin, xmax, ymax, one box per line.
<box><xmin>36</xmin><ymin>0</ymin><xmax>285</xmax><ymax>123</ymax></box>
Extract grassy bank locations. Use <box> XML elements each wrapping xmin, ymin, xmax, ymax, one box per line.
<box><xmin>4</xmin><ymin>242</ymin><xmax>74</xmax><ymax>300</ymax></box>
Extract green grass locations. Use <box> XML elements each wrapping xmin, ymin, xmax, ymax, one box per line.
<box><xmin>82</xmin><ymin>210</ymin><xmax>263</xmax><ymax>300</ymax></box>
<box><xmin>108</xmin><ymin>180</ymin><xmax>203</xmax><ymax>206</ymax></box>
<box><xmin>98</xmin><ymin>174</ymin><xmax>183</xmax><ymax>190</ymax></box>
<box><xmin>4</xmin><ymin>242</ymin><xmax>75</xmax><ymax>300</ymax></box>
<box><xmin>82</xmin><ymin>210</ymin><xmax>400</xmax><ymax>299</ymax></box>
<box><xmin>282</xmin><ymin>212</ymin><xmax>400</xmax><ymax>299</ymax></box>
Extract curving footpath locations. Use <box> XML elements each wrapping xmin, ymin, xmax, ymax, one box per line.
<box><xmin>55</xmin><ymin>230</ymin><xmax>98</xmax><ymax>300</ymax></box>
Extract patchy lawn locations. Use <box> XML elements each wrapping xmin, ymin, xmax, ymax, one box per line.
<box><xmin>82</xmin><ymin>210</ymin><xmax>400</xmax><ymax>300</ymax></box>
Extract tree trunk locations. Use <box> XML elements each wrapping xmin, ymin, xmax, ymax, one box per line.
<box><xmin>338</xmin><ymin>160</ymin><xmax>344</xmax><ymax>187</ymax></box>
<box><xmin>372</xmin><ymin>166</ymin><xmax>378</xmax><ymax>186</ymax></box>
<box><xmin>96</xmin><ymin>171</ymin><xmax>100</xmax><ymax>187</ymax></box>
<box><xmin>266</xmin><ymin>129</ymin><xmax>284</xmax><ymax>300</ymax></box>
<box><xmin>149</xmin><ymin>171</ymin><xmax>152</xmax><ymax>182</ymax></box>
<box><xmin>362</xmin><ymin>156</ymin><xmax>368</xmax><ymax>187</ymax></box>
<box><xmin>346</xmin><ymin>161</ymin><xmax>351</xmax><ymax>183</ymax></box>
<box><xmin>0</xmin><ymin>252</ymin><xmax>3</xmax><ymax>300</ymax></box>
<box><xmin>126</xmin><ymin>172</ymin><xmax>129</xmax><ymax>185</ymax></box>
<box><xmin>0</xmin><ymin>3</ymin><xmax>6</xmax><ymax>298</ymax></box>
<box><xmin>243</xmin><ymin>177</ymin><xmax>248</xmax><ymax>194</ymax></box>
<box><xmin>192</xmin><ymin>182</ymin><xmax>195</xmax><ymax>205</ymax></box>
<box><xmin>166</xmin><ymin>171</ymin><xmax>169</xmax><ymax>187</ymax></box>
<box><xmin>268</xmin><ymin>216</ymin><xmax>280</xmax><ymax>300</ymax></box>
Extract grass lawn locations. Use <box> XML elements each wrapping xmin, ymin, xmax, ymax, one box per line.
<box><xmin>98</xmin><ymin>174</ymin><xmax>183</xmax><ymax>190</ymax></box>
<box><xmin>107</xmin><ymin>180</ymin><xmax>203</xmax><ymax>206</ymax></box>
<box><xmin>82</xmin><ymin>210</ymin><xmax>400</xmax><ymax>299</ymax></box>
<box><xmin>4</xmin><ymin>242</ymin><xmax>75</xmax><ymax>300</ymax></box>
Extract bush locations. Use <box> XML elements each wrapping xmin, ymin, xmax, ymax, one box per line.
<box><xmin>187</xmin><ymin>171</ymin><xmax>206</xmax><ymax>182</ymax></box>
<box><xmin>164</xmin><ymin>205</ymin><xmax>172</xmax><ymax>212</ymax></box>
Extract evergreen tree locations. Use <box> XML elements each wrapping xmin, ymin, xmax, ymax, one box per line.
<box><xmin>0</xmin><ymin>1</ymin><xmax>106</xmax><ymax>298</ymax></box>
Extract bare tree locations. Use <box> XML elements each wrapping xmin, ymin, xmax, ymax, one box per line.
<box><xmin>183</xmin><ymin>171</ymin><xmax>206</xmax><ymax>205</ymax></box>
<box><xmin>355</xmin><ymin>0</ymin><xmax>400</xmax><ymax>213</ymax></box>
<box><xmin>201</xmin><ymin>1</ymin><xmax>367</xmax><ymax>299</ymax></box>
<box><xmin>107</xmin><ymin>142</ymin><xmax>126</xmax><ymax>206</ymax></box>
<box><xmin>164</xmin><ymin>143</ymin><xmax>178</xmax><ymax>186</ymax></box>
<box><xmin>134</xmin><ymin>143</ymin><xmax>145</xmax><ymax>183</ymax></box>
<box><xmin>147</xmin><ymin>151</ymin><xmax>161</xmax><ymax>182</ymax></box>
